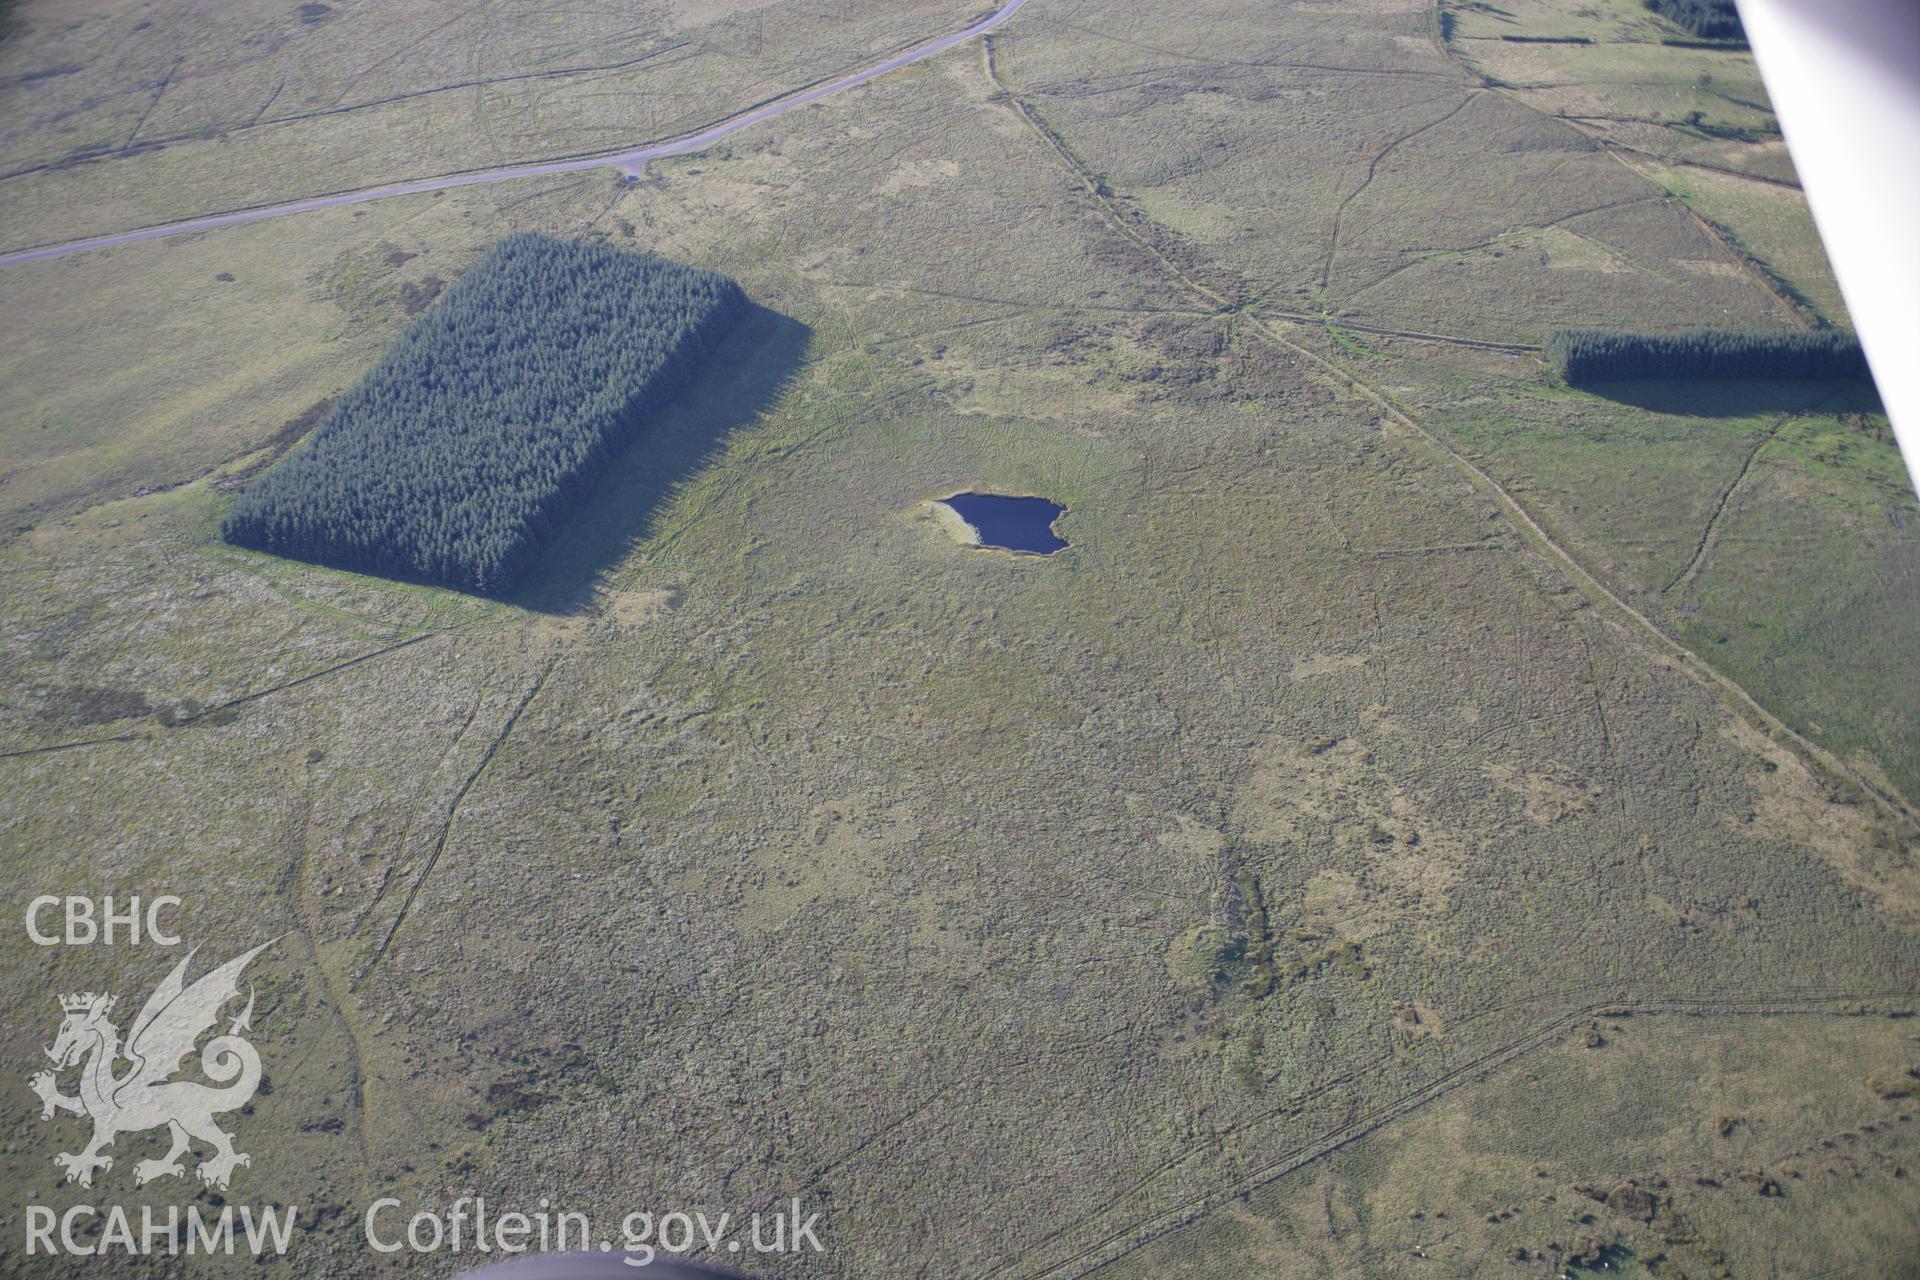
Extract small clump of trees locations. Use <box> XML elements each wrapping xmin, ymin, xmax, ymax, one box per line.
<box><xmin>1642</xmin><ymin>0</ymin><xmax>1744</xmax><ymax>41</ymax></box>
<box><xmin>1546</xmin><ymin>328</ymin><xmax>1868</xmax><ymax>384</ymax></box>
<box><xmin>223</xmin><ymin>233</ymin><xmax>747</xmax><ymax>593</ymax></box>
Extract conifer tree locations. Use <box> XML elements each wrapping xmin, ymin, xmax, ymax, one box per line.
<box><xmin>1642</xmin><ymin>0</ymin><xmax>1744</xmax><ymax>41</ymax></box>
<box><xmin>1546</xmin><ymin>328</ymin><xmax>1867</xmax><ymax>384</ymax></box>
<box><xmin>224</xmin><ymin>234</ymin><xmax>748</xmax><ymax>593</ymax></box>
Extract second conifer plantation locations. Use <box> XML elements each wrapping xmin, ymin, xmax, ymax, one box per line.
<box><xmin>1642</xmin><ymin>0</ymin><xmax>1744</xmax><ymax>41</ymax></box>
<box><xmin>1546</xmin><ymin>328</ymin><xmax>1867</xmax><ymax>384</ymax></box>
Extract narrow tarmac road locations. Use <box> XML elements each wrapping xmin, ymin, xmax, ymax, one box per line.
<box><xmin>0</xmin><ymin>0</ymin><xmax>1028</xmax><ymax>269</ymax></box>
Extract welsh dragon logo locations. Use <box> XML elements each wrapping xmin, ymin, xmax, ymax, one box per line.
<box><xmin>27</xmin><ymin>942</ymin><xmax>272</xmax><ymax>1190</ymax></box>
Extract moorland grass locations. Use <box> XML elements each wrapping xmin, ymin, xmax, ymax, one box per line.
<box><xmin>2</xmin><ymin>2</ymin><xmax>1915</xmax><ymax>1277</ymax></box>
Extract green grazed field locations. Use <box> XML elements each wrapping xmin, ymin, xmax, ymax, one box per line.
<box><xmin>0</xmin><ymin>0</ymin><xmax>1914</xmax><ymax>1276</ymax></box>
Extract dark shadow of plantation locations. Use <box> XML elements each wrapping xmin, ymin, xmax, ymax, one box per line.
<box><xmin>510</xmin><ymin>302</ymin><xmax>811</xmax><ymax>615</ymax></box>
<box><xmin>1576</xmin><ymin>376</ymin><xmax>1883</xmax><ymax>419</ymax></box>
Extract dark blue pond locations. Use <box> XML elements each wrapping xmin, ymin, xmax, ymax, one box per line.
<box><xmin>939</xmin><ymin>492</ymin><xmax>1068</xmax><ymax>555</ymax></box>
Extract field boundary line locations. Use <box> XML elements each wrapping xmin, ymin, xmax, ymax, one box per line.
<box><xmin>279</xmin><ymin>784</ymin><xmax>377</xmax><ymax>1177</ymax></box>
<box><xmin>987</xmin><ymin>24</ymin><xmax>1915</xmax><ymax>833</ymax></box>
<box><xmin>983</xmin><ymin>992</ymin><xmax>1919</xmax><ymax>1280</ymax></box>
<box><xmin>1259</xmin><ymin>312</ymin><xmax>1919</xmax><ymax>831</ymax></box>
<box><xmin>1318</xmin><ymin>88</ymin><xmax>1482</xmax><ymax>291</ymax></box>
<box><xmin>1664</xmin><ymin>409</ymin><xmax>1807</xmax><ymax>593</ymax></box>
<box><xmin>1258</xmin><ymin>308</ymin><xmax>1540</xmax><ymax>353</ymax></box>
<box><xmin>0</xmin><ymin>731</ymin><xmax>146</xmax><ymax>761</ymax></box>
<box><xmin>0</xmin><ymin>1</ymin><xmax>1031</xmax><ymax>266</ymax></box>
<box><xmin>1426</xmin><ymin>0</ymin><xmax>1822</xmax><ymax>329</ymax></box>
<box><xmin>355</xmin><ymin>654</ymin><xmax>557</xmax><ymax>989</ymax></box>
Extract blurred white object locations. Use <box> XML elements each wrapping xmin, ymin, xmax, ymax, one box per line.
<box><xmin>1739</xmin><ymin>0</ymin><xmax>1920</xmax><ymax>491</ymax></box>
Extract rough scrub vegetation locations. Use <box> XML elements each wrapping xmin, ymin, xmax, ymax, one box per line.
<box><xmin>1546</xmin><ymin>328</ymin><xmax>1867</xmax><ymax>384</ymax></box>
<box><xmin>1642</xmin><ymin>0</ymin><xmax>1745</xmax><ymax>41</ymax></box>
<box><xmin>223</xmin><ymin>234</ymin><xmax>747</xmax><ymax>592</ymax></box>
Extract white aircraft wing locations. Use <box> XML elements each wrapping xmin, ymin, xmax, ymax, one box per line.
<box><xmin>1739</xmin><ymin>0</ymin><xmax>1920</xmax><ymax>492</ymax></box>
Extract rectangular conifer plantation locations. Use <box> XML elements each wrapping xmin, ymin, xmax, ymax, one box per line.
<box><xmin>1642</xmin><ymin>0</ymin><xmax>1744</xmax><ymax>41</ymax></box>
<box><xmin>223</xmin><ymin>233</ymin><xmax>748</xmax><ymax>593</ymax></box>
<box><xmin>1546</xmin><ymin>328</ymin><xmax>1868</xmax><ymax>385</ymax></box>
